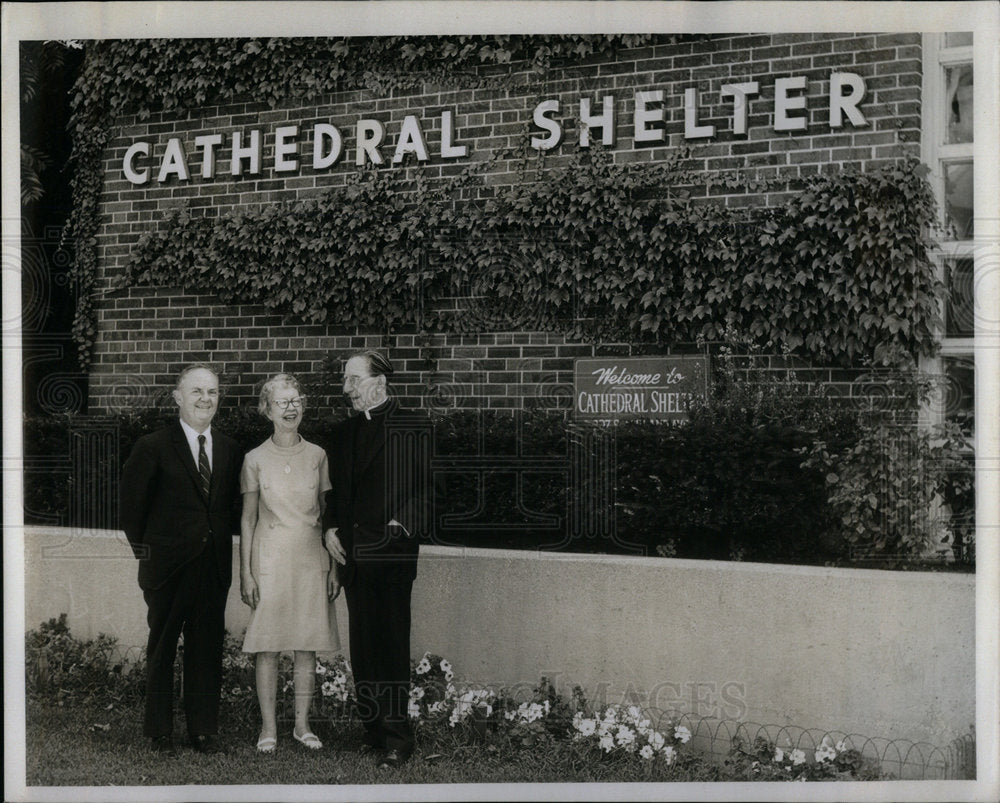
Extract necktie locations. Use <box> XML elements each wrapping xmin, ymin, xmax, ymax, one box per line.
<box><xmin>197</xmin><ymin>434</ymin><xmax>211</xmax><ymax>498</ymax></box>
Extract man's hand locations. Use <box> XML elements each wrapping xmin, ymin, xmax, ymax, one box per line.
<box><xmin>327</xmin><ymin>569</ymin><xmax>341</xmax><ymax>601</ymax></box>
<box><xmin>324</xmin><ymin>528</ymin><xmax>346</xmax><ymax>565</ymax></box>
<box><xmin>240</xmin><ymin>571</ymin><xmax>259</xmax><ymax>609</ymax></box>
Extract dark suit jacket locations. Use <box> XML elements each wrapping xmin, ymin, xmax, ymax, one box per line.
<box><xmin>120</xmin><ymin>421</ymin><xmax>243</xmax><ymax>592</ymax></box>
<box><xmin>322</xmin><ymin>399</ymin><xmax>431</xmax><ymax>586</ymax></box>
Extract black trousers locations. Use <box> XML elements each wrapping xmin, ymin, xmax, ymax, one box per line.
<box><xmin>345</xmin><ymin>570</ymin><xmax>414</xmax><ymax>754</ymax></box>
<box><xmin>141</xmin><ymin>548</ymin><xmax>228</xmax><ymax>738</ymax></box>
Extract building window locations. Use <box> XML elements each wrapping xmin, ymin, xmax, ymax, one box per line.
<box><xmin>922</xmin><ymin>32</ymin><xmax>975</xmax><ymax>438</ymax></box>
<box><xmin>920</xmin><ymin>33</ymin><xmax>976</xmax><ymax>563</ymax></box>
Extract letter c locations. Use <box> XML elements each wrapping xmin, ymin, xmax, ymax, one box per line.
<box><xmin>123</xmin><ymin>142</ymin><xmax>150</xmax><ymax>185</ymax></box>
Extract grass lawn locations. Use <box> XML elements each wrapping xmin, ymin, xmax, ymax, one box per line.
<box><xmin>25</xmin><ymin>700</ymin><xmax>712</xmax><ymax>786</ymax></box>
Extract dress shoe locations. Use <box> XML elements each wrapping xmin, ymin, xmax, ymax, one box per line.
<box><xmin>358</xmin><ymin>733</ymin><xmax>385</xmax><ymax>755</ymax></box>
<box><xmin>189</xmin><ymin>734</ymin><xmax>223</xmax><ymax>754</ymax></box>
<box><xmin>150</xmin><ymin>736</ymin><xmax>177</xmax><ymax>756</ymax></box>
<box><xmin>378</xmin><ymin>748</ymin><xmax>411</xmax><ymax>769</ymax></box>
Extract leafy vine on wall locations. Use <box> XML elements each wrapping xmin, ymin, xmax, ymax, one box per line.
<box><xmin>67</xmin><ymin>35</ymin><xmax>939</xmax><ymax>368</ymax></box>
<box><xmin>124</xmin><ymin>151</ymin><xmax>943</xmax><ymax>367</ymax></box>
<box><xmin>63</xmin><ymin>35</ymin><xmax>660</xmax><ymax>367</ymax></box>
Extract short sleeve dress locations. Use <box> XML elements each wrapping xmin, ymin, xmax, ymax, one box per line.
<box><xmin>240</xmin><ymin>436</ymin><xmax>340</xmax><ymax>653</ymax></box>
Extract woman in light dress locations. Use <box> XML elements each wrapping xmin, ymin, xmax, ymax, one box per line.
<box><xmin>239</xmin><ymin>374</ymin><xmax>341</xmax><ymax>753</ymax></box>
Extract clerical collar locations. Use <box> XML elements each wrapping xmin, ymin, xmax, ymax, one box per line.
<box><xmin>362</xmin><ymin>397</ymin><xmax>392</xmax><ymax>420</ymax></box>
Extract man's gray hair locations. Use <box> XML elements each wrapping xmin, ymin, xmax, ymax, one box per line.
<box><xmin>175</xmin><ymin>363</ymin><xmax>218</xmax><ymax>389</ymax></box>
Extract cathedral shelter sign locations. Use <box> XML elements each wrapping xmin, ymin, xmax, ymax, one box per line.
<box><xmin>573</xmin><ymin>357</ymin><xmax>709</xmax><ymax>422</ymax></box>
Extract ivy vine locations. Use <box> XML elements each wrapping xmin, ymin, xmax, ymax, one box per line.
<box><xmin>63</xmin><ymin>35</ymin><xmax>663</xmax><ymax>367</ymax></box>
<box><xmin>125</xmin><ymin>151</ymin><xmax>943</xmax><ymax>366</ymax></box>
<box><xmin>67</xmin><ymin>35</ymin><xmax>939</xmax><ymax>369</ymax></box>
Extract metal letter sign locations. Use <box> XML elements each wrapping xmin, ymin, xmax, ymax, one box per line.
<box><xmin>573</xmin><ymin>356</ymin><xmax>709</xmax><ymax>422</ymax></box>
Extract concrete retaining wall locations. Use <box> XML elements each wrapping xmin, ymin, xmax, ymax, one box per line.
<box><xmin>23</xmin><ymin>526</ymin><xmax>974</xmax><ymax>746</ymax></box>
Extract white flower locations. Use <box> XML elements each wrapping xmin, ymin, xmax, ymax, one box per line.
<box><xmin>315</xmin><ymin>661</ymin><xmax>327</xmax><ymax>676</ymax></box>
<box><xmin>409</xmin><ymin>685</ymin><xmax>425</xmax><ymax>700</ymax></box>
<box><xmin>674</xmin><ymin>725</ymin><xmax>691</xmax><ymax>744</ymax></box>
<box><xmin>836</xmin><ymin>739</ymin><xmax>848</xmax><ymax>753</ymax></box>
<box><xmin>661</xmin><ymin>744</ymin><xmax>676</xmax><ymax>764</ymax></box>
<box><xmin>815</xmin><ymin>736</ymin><xmax>838</xmax><ymax>763</ymax></box>
<box><xmin>428</xmin><ymin>701</ymin><xmax>445</xmax><ymax>715</ymax></box>
<box><xmin>321</xmin><ymin>680</ymin><xmax>336</xmax><ymax>697</ymax></box>
<box><xmin>790</xmin><ymin>748</ymin><xmax>806</xmax><ymax>766</ymax></box>
<box><xmin>639</xmin><ymin>745</ymin><xmax>655</xmax><ymax>760</ymax></box>
<box><xmin>231</xmin><ymin>686</ymin><xmax>242</xmax><ymax>696</ymax></box>
<box><xmin>505</xmin><ymin>700</ymin><xmax>550</xmax><ymax>725</ymax></box>
<box><xmin>576</xmin><ymin>718</ymin><xmax>597</xmax><ymax>737</ymax></box>
<box><xmin>408</xmin><ymin>699</ymin><xmax>421</xmax><ymax>719</ymax></box>
<box><xmin>448</xmin><ymin>687</ymin><xmax>495</xmax><ymax>725</ymax></box>
<box><xmin>440</xmin><ymin>659</ymin><xmax>453</xmax><ymax>680</ymax></box>
<box><xmin>627</xmin><ymin>705</ymin><xmax>642</xmax><ymax>721</ymax></box>
<box><xmin>774</xmin><ymin>746</ymin><xmax>785</xmax><ymax>762</ymax></box>
<box><xmin>815</xmin><ymin>746</ymin><xmax>836</xmax><ymax>763</ymax></box>
<box><xmin>649</xmin><ymin>731</ymin><xmax>665</xmax><ymax>751</ymax></box>
<box><xmin>615</xmin><ymin>725</ymin><xmax>636</xmax><ymax>747</ymax></box>
<box><xmin>415</xmin><ymin>658</ymin><xmax>431</xmax><ymax>675</ymax></box>
<box><xmin>598</xmin><ymin>734</ymin><xmax>615</xmax><ymax>752</ymax></box>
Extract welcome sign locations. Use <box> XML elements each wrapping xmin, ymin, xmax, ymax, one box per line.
<box><xmin>574</xmin><ymin>357</ymin><xmax>709</xmax><ymax>422</ymax></box>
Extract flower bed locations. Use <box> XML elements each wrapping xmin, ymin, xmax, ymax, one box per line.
<box><xmin>26</xmin><ymin>618</ymin><xmax>893</xmax><ymax>782</ymax></box>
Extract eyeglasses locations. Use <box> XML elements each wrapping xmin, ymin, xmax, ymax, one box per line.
<box><xmin>272</xmin><ymin>397</ymin><xmax>304</xmax><ymax>410</ymax></box>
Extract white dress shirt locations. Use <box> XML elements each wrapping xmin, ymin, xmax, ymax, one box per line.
<box><xmin>178</xmin><ymin>418</ymin><xmax>213</xmax><ymax>471</ymax></box>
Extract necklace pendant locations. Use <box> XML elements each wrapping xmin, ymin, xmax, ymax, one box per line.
<box><xmin>284</xmin><ymin>464</ymin><xmax>291</xmax><ymax>474</ymax></box>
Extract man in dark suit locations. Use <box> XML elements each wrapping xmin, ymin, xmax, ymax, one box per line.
<box><xmin>323</xmin><ymin>350</ymin><xmax>430</xmax><ymax>769</ymax></box>
<box><xmin>120</xmin><ymin>363</ymin><xmax>242</xmax><ymax>755</ymax></box>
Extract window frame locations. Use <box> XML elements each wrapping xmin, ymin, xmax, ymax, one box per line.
<box><xmin>920</xmin><ymin>34</ymin><xmax>975</xmax><ymax>432</ymax></box>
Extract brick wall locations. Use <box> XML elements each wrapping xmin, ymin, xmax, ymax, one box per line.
<box><xmin>91</xmin><ymin>33</ymin><xmax>922</xmax><ymax>412</ymax></box>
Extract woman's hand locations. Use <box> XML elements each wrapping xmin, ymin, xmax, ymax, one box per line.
<box><xmin>324</xmin><ymin>528</ymin><xmax>346</xmax><ymax>565</ymax></box>
<box><xmin>240</xmin><ymin>571</ymin><xmax>259</xmax><ymax>609</ymax></box>
<box><xmin>327</xmin><ymin>569</ymin><xmax>341</xmax><ymax>601</ymax></box>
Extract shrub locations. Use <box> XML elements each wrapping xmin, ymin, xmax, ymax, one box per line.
<box><xmin>22</xmin><ymin>414</ymin><xmax>74</xmax><ymax>525</ymax></box>
<box><xmin>22</xmin><ymin>354</ymin><xmax>975</xmax><ymax>568</ymax></box>
<box><xmin>25</xmin><ymin>614</ymin><xmax>144</xmax><ymax>706</ymax></box>
<box><xmin>615</xmin><ymin>354</ymin><xmax>860</xmax><ymax>563</ymax></box>
<box><xmin>800</xmin><ymin>365</ymin><xmax>974</xmax><ymax>565</ymax></box>
<box><xmin>429</xmin><ymin>363</ymin><xmax>862</xmax><ymax>564</ymax></box>
<box><xmin>431</xmin><ymin>411</ymin><xmax>571</xmax><ymax>550</ymax></box>
<box><xmin>802</xmin><ymin>422</ymin><xmax>972</xmax><ymax>564</ymax></box>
